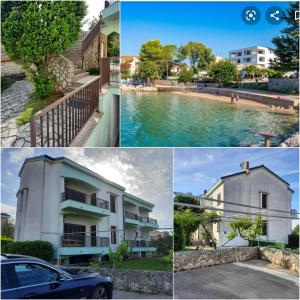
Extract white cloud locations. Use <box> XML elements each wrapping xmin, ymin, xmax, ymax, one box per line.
<box><xmin>1</xmin><ymin>203</ymin><xmax>16</xmax><ymax>216</ymax></box>
<box><xmin>6</xmin><ymin>171</ymin><xmax>13</xmax><ymax>177</ymax></box>
<box><xmin>9</xmin><ymin>148</ymin><xmax>35</xmax><ymax>164</ymax></box>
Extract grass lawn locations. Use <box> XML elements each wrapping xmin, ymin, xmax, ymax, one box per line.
<box><xmin>92</xmin><ymin>256</ymin><xmax>172</xmax><ymax>272</ymax></box>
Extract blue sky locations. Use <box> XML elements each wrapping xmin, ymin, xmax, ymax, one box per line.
<box><xmin>174</xmin><ymin>148</ymin><xmax>299</xmax><ymax>217</ymax></box>
<box><xmin>1</xmin><ymin>148</ymin><xmax>173</xmax><ymax>228</ymax></box>
<box><xmin>121</xmin><ymin>1</ymin><xmax>290</xmax><ymax>57</ymax></box>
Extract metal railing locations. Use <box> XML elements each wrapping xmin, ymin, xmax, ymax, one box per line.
<box><xmin>82</xmin><ymin>20</ymin><xmax>100</xmax><ymax>54</ymax></box>
<box><xmin>61</xmin><ymin>234</ymin><xmax>110</xmax><ymax>247</ymax></box>
<box><xmin>139</xmin><ymin>217</ymin><xmax>157</xmax><ymax>225</ymax></box>
<box><xmin>125</xmin><ymin>240</ymin><xmax>154</xmax><ymax>248</ymax></box>
<box><xmin>101</xmin><ymin>57</ymin><xmax>119</xmax><ymax>87</ymax></box>
<box><xmin>124</xmin><ymin>211</ymin><xmax>138</xmax><ymax>220</ymax></box>
<box><xmin>30</xmin><ymin>76</ymin><xmax>100</xmax><ymax>147</ymax></box>
<box><xmin>61</xmin><ymin>188</ymin><xmax>109</xmax><ymax>210</ymax></box>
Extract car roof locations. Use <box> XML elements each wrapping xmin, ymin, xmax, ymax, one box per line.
<box><xmin>1</xmin><ymin>254</ymin><xmax>47</xmax><ymax>263</ymax></box>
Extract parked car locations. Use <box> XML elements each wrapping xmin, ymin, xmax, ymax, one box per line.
<box><xmin>1</xmin><ymin>254</ymin><xmax>113</xmax><ymax>299</ymax></box>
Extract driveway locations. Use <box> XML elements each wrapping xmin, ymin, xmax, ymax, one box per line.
<box><xmin>114</xmin><ymin>290</ymin><xmax>172</xmax><ymax>299</ymax></box>
<box><xmin>174</xmin><ymin>262</ymin><xmax>299</xmax><ymax>299</ymax></box>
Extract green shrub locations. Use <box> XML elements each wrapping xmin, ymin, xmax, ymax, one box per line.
<box><xmin>1</xmin><ymin>240</ymin><xmax>54</xmax><ymax>262</ymax></box>
<box><xmin>16</xmin><ymin>107</ymin><xmax>34</xmax><ymax>126</ymax></box>
<box><xmin>253</xmin><ymin>240</ymin><xmax>287</xmax><ymax>249</ymax></box>
<box><xmin>88</xmin><ymin>68</ymin><xmax>100</xmax><ymax>75</ymax></box>
<box><xmin>288</xmin><ymin>234</ymin><xmax>299</xmax><ymax>248</ymax></box>
<box><xmin>174</xmin><ymin>220</ymin><xmax>185</xmax><ymax>251</ymax></box>
<box><xmin>116</xmin><ymin>240</ymin><xmax>129</xmax><ymax>260</ymax></box>
<box><xmin>31</xmin><ymin>73</ymin><xmax>56</xmax><ymax>99</ymax></box>
<box><xmin>1</xmin><ymin>237</ymin><xmax>14</xmax><ymax>248</ymax></box>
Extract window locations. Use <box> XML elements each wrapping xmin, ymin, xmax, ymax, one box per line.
<box><xmin>111</xmin><ymin>226</ymin><xmax>117</xmax><ymax>244</ymax></box>
<box><xmin>246</xmin><ymin>58</ymin><xmax>251</xmax><ymax>62</ymax></box>
<box><xmin>244</xmin><ymin>50</ymin><xmax>251</xmax><ymax>55</ymax></box>
<box><xmin>217</xmin><ymin>193</ymin><xmax>221</xmax><ymax>205</ymax></box>
<box><xmin>261</xmin><ymin>193</ymin><xmax>268</xmax><ymax>209</ymax></box>
<box><xmin>259</xmin><ymin>57</ymin><xmax>265</xmax><ymax>62</ymax></box>
<box><xmin>110</xmin><ymin>194</ymin><xmax>116</xmax><ymax>213</ymax></box>
<box><xmin>262</xmin><ymin>221</ymin><xmax>267</xmax><ymax>236</ymax></box>
<box><xmin>237</xmin><ymin>59</ymin><xmax>241</xmax><ymax>63</ymax></box>
<box><xmin>6</xmin><ymin>263</ymin><xmax>60</xmax><ymax>288</ymax></box>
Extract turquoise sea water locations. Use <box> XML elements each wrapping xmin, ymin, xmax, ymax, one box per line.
<box><xmin>121</xmin><ymin>92</ymin><xmax>299</xmax><ymax>147</ymax></box>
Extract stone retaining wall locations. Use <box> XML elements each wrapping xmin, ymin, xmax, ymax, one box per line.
<box><xmin>268</xmin><ymin>78</ymin><xmax>299</xmax><ymax>93</ymax></box>
<box><xmin>90</xmin><ymin>268</ymin><xmax>173</xmax><ymax>295</ymax></box>
<box><xmin>260</xmin><ymin>247</ymin><xmax>299</xmax><ymax>273</ymax></box>
<box><xmin>174</xmin><ymin>247</ymin><xmax>259</xmax><ymax>272</ymax></box>
<box><xmin>48</xmin><ymin>55</ymin><xmax>74</xmax><ymax>92</ymax></box>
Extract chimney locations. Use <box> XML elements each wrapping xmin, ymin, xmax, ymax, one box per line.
<box><xmin>240</xmin><ymin>161</ymin><xmax>250</xmax><ymax>173</ymax></box>
<box><xmin>105</xmin><ymin>1</ymin><xmax>110</xmax><ymax>8</ymax></box>
<box><xmin>203</xmin><ymin>189</ymin><xmax>207</xmax><ymax>195</ymax></box>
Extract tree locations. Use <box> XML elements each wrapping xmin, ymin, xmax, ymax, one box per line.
<box><xmin>2</xmin><ymin>1</ymin><xmax>87</xmax><ymax>98</ymax></box>
<box><xmin>174</xmin><ymin>209</ymin><xmax>201</xmax><ymax>246</ymax></box>
<box><xmin>1</xmin><ymin>220</ymin><xmax>15</xmax><ymax>239</ymax></box>
<box><xmin>121</xmin><ymin>62</ymin><xmax>131</xmax><ymax>79</ymax></box>
<box><xmin>270</xmin><ymin>2</ymin><xmax>299</xmax><ymax>75</ymax></box>
<box><xmin>181</xmin><ymin>42</ymin><xmax>214</xmax><ymax>73</ymax></box>
<box><xmin>137</xmin><ymin>60</ymin><xmax>160</xmax><ymax>84</ymax></box>
<box><xmin>161</xmin><ymin>44</ymin><xmax>177</xmax><ymax>79</ymax></box>
<box><xmin>209</xmin><ymin>60</ymin><xmax>240</xmax><ymax>87</ymax></box>
<box><xmin>178</xmin><ymin>66</ymin><xmax>194</xmax><ymax>83</ymax></box>
<box><xmin>244</xmin><ymin>65</ymin><xmax>261</xmax><ymax>79</ymax></box>
<box><xmin>174</xmin><ymin>217</ymin><xmax>185</xmax><ymax>251</ymax></box>
<box><xmin>140</xmin><ymin>40</ymin><xmax>163</xmax><ymax>63</ymax></box>
<box><xmin>107</xmin><ymin>32</ymin><xmax>120</xmax><ymax>57</ymax></box>
<box><xmin>197</xmin><ymin>211</ymin><xmax>221</xmax><ymax>250</ymax></box>
<box><xmin>292</xmin><ymin>224</ymin><xmax>299</xmax><ymax>235</ymax></box>
<box><xmin>227</xmin><ymin>216</ymin><xmax>263</xmax><ymax>246</ymax></box>
<box><xmin>174</xmin><ymin>194</ymin><xmax>203</xmax><ymax>213</ymax></box>
<box><xmin>153</xmin><ymin>231</ymin><xmax>173</xmax><ymax>255</ymax></box>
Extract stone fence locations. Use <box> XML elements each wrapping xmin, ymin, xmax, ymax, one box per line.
<box><xmin>268</xmin><ymin>78</ymin><xmax>299</xmax><ymax>93</ymax></box>
<box><xmin>174</xmin><ymin>247</ymin><xmax>259</xmax><ymax>272</ymax></box>
<box><xmin>260</xmin><ymin>247</ymin><xmax>299</xmax><ymax>273</ymax></box>
<box><xmin>47</xmin><ymin>55</ymin><xmax>74</xmax><ymax>92</ymax></box>
<box><xmin>89</xmin><ymin>268</ymin><xmax>173</xmax><ymax>295</ymax></box>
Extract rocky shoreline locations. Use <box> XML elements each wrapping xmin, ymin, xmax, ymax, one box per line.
<box><xmin>281</xmin><ymin>132</ymin><xmax>299</xmax><ymax>147</ymax></box>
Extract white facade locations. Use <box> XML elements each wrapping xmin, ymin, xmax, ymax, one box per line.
<box><xmin>192</xmin><ymin>165</ymin><xmax>293</xmax><ymax>247</ymax></box>
<box><xmin>15</xmin><ymin>155</ymin><xmax>158</xmax><ymax>263</ymax></box>
<box><xmin>229</xmin><ymin>46</ymin><xmax>276</xmax><ymax>68</ymax></box>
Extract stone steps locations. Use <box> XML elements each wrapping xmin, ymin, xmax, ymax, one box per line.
<box><xmin>72</xmin><ymin>71</ymin><xmax>90</xmax><ymax>81</ymax></box>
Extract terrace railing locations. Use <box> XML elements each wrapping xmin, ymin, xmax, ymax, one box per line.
<box><xmin>124</xmin><ymin>211</ymin><xmax>138</xmax><ymax>220</ymax></box>
<box><xmin>30</xmin><ymin>76</ymin><xmax>100</xmax><ymax>147</ymax></box>
<box><xmin>125</xmin><ymin>240</ymin><xmax>154</xmax><ymax>248</ymax></box>
<box><xmin>139</xmin><ymin>217</ymin><xmax>157</xmax><ymax>225</ymax></box>
<box><xmin>61</xmin><ymin>188</ymin><xmax>109</xmax><ymax>210</ymax></box>
<box><xmin>61</xmin><ymin>234</ymin><xmax>110</xmax><ymax>247</ymax></box>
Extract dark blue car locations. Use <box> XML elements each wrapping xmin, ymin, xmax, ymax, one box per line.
<box><xmin>1</xmin><ymin>254</ymin><xmax>113</xmax><ymax>299</ymax></box>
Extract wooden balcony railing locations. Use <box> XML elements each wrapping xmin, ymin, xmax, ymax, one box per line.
<box><xmin>30</xmin><ymin>76</ymin><xmax>100</xmax><ymax>147</ymax></box>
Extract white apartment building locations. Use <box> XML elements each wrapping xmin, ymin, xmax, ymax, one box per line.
<box><xmin>15</xmin><ymin>155</ymin><xmax>158</xmax><ymax>264</ymax></box>
<box><xmin>229</xmin><ymin>46</ymin><xmax>276</xmax><ymax>68</ymax></box>
<box><xmin>192</xmin><ymin>162</ymin><xmax>293</xmax><ymax>247</ymax></box>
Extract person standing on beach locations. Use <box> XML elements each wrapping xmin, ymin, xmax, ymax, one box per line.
<box><xmin>231</xmin><ymin>93</ymin><xmax>235</xmax><ymax>103</ymax></box>
<box><xmin>236</xmin><ymin>94</ymin><xmax>240</xmax><ymax>102</ymax></box>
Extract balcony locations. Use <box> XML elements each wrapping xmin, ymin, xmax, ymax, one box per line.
<box><xmin>58</xmin><ymin>234</ymin><xmax>110</xmax><ymax>256</ymax></box>
<box><xmin>139</xmin><ymin>217</ymin><xmax>158</xmax><ymax>229</ymax></box>
<box><xmin>60</xmin><ymin>188</ymin><xmax>110</xmax><ymax>219</ymax></box>
<box><xmin>124</xmin><ymin>211</ymin><xmax>139</xmax><ymax>226</ymax></box>
<box><xmin>125</xmin><ymin>240</ymin><xmax>156</xmax><ymax>252</ymax></box>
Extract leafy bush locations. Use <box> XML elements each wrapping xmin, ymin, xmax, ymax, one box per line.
<box><xmin>16</xmin><ymin>107</ymin><xmax>34</xmax><ymax>126</ymax></box>
<box><xmin>252</xmin><ymin>240</ymin><xmax>287</xmax><ymax>249</ymax></box>
<box><xmin>108</xmin><ymin>241</ymin><xmax>129</xmax><ymax>267</ymax></box>
<box><xmin>178</xmin><ymin>66</ymin><xmax>194</xmax><ymax>83</ymax></box>
<box><xmin>288</xmin><ymin>234</ymin><xmax>299</xmax><ymax>248</ymax></box>
<box><xmin>88</xmin><ymin>68</ymin><xmax>100</xmax><ymax>75</ymax></box>
<box><xmin>31</xmin><ymin>73</ymin><xmax>56</xmax><ymax>99</ymax></box>
<box><xmin>1</xmin><ymin>240</ymin><xmax>54</xmax><ymax>262</ymax></box>
<box><xmin>1</xmin><ymin>237</ymin><xmax>14</xmax><ymax>248</ymax></box>
<box><xmin>174</xmin><ymin>219</ymin><xmax>185</xmax><ymax>251</ymax></box>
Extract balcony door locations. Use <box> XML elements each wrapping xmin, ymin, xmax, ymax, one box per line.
<box><xmin>91</xmin><ymin>193</ymin><xmax>97</xmax><ymax>206</ymax></box>
<box><xmin>91</xmin><ymin>225</ymin><xmax>97</xmax><ymax>246</ymax></box>
<box><xmin>64</xmin><ymin>223</ymin><xmax>86</xmax><ymax>247</ymax></box>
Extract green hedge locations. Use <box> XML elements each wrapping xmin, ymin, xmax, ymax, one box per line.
<box><xmin>288</xmin><ymin>234</ymin><xmax>299</xmax><ymax>249</ymax></box>
<box><xmin>88</xmin><ymin>67</ymin><xmax>100</xmax><ymax>75</ymax></box>
<box><xmin>174</xmin><ymin>220</ymin><xmax>185</xmax><ymax>251</ymax></box>
<box><xmin>1</xmin><ymin>240</ymin><xmax>54</xmax><ymax>262</ymax></box>
<box><xmin>1</xmin><ymin>238</ymin><xmax>14</xmax><ymax>248</ymax></box>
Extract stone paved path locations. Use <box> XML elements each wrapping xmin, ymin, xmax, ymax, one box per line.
<box><xmin>1</xmin><ymin>80</ymin><xmax>33</xmax><ymax>147</ymax></box>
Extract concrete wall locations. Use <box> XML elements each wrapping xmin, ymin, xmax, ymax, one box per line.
<box><xmin>84</xmin><ymin>87</ymin><xmax>119</xmax><ymax>147</ymax></box>
<box><xmin>89</xmin><ymin>268</ymin><xmax>173</xmax><ymax>295</ymax></box>
<box><xmin>174</xmin><ymin>247</ymin><xmax>259</xmax><ymax>272</ymax></box>
<box><xmin>260</xmin><ymin>247</ymin><xmax>299</xmax><ymax>274</ymax></box>
<box><xmin>268</xmin><ymin>78</ymin><xmax>299</xmax><ymax>93</ymax></box>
